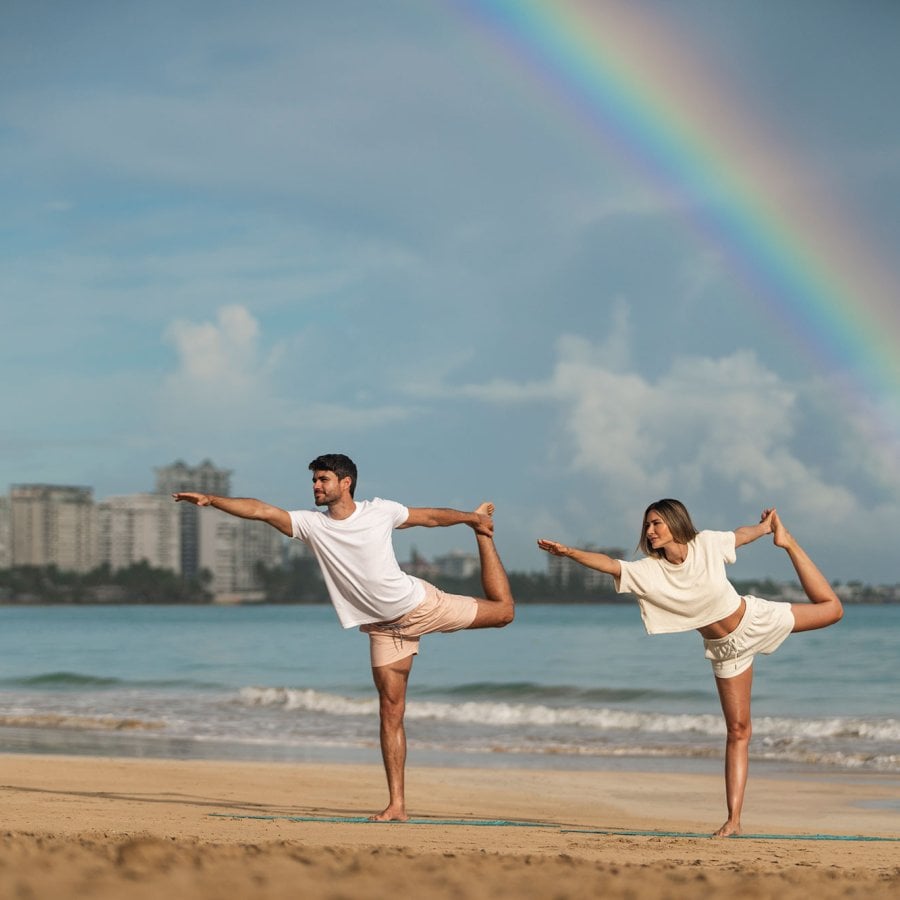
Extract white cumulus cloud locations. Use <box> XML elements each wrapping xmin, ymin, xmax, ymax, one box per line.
<box><xmin>166</xmin><ymin>305</ymin><xmax>263</xmax><ymax>386</ymax></box>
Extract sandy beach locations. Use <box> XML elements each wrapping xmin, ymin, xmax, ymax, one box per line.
<box><xmin>1</xmin><ymin>754</ymin><xmax>898</xmax><ymax>898</ymax></box>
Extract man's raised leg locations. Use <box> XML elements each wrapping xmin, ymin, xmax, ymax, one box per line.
<box><xmin>370</xmin><ymin>654</ymin><xmax>414</xmax><ymax>821</ymax></box>
<box><xmin>469</xmin><ymin>503</ymin><xmax>515</xmax><ymax>629</ymax></box>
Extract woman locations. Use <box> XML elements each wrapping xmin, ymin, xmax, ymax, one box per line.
<box><xmin>537</xmin><ymin>501</ymin><xmax>843</xmax><ymax>837</ymax></box>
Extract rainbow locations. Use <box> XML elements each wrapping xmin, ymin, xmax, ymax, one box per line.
<box><xmin>452</xmin><ymin>0</ymin><xmax>900</xmax><ymax>446</ymax></box>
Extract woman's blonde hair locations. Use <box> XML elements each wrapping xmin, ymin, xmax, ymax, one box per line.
<box><xmin>639</xmin><ymin>498</ymin><xmax>698</xmax><ymax>557</ymax></box>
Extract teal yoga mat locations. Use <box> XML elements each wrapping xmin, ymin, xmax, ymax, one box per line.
<box><xmin>561</xmin><ymin>828</ymin><xmax>900</xmax><ymax>841</ymax></box>
<box><xmin>209</xmin><ymin>813</ymin><xmax>899</xmax><ymax>840</ymax></box>
<box><xmin>209</xmin><ymin>813</ymin><xmax>554</xmax><ymax>827</ymax></box>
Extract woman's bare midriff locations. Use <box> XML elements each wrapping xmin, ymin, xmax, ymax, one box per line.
<box><xmin>697</xmin><ymin>597</ymin><xmax>746</xmax><ymax>640</ymax></box>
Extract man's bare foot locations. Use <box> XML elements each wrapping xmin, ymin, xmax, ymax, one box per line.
<box><xmin>713</xmin><ymin>820</ymin><xmax>741</xmax><ymax>838</ymax></box>
<box><xmin>771</xmin><ymin>511</ymin><xmax>796</xmax><ymax>550</ymax></box>
<box><xmin>369</xmin><ymin>804</ymin><xmax>409</xmax><ymax>823</ymax></box>
<box><xmin>472</xmin><ymin>502</ymin><xmax>495</xmax><ymax>538</ymax></box>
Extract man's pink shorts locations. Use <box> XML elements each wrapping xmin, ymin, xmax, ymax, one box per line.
<box><xmin>360</xmin><ymin>580</ymin><xmax>478</xmax><ymax>668</ymax></box>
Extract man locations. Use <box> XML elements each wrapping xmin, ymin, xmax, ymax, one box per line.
<box><xmin>173</xmin><ymin>452</ymin><xmax>514</xmax><ymax>821</ymax></box>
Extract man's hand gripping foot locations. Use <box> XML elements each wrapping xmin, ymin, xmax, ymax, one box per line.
<box><xmin>472</xmin><ymin>501</ymin><xmax>495</xmax><ymax>538</ymax></box>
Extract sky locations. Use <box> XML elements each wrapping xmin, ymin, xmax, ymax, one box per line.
<box><xmin>3</xmin><ymin>0</ymin><xmax>900</xmax><ymax>582</ymax></box>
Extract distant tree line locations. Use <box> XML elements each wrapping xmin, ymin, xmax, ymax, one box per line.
<box><xmin>253</xmin><ymin>557</ymin><xmax>327</xmax><ymax>603</ymax></box>
<box><xmin>0</xmin><ymin>561</ymin><xmax>627</xmax><ymax>604</ymax></box>
<box><xmin>252</xmin><ymin>562</ymin><xmax>630</xmax><ymax>605</ymax></box>
<box><xmin>432</xmin><ymin>569</ymin><xmax>628</xmax><ymax>604</ymax></box>
<box><xmin>0</xmin><ymin>563</ymin><xmax>213</xmax><ymax>604</ymax></box>
<box><xmin>1</xmin><ymin>563</ymin><xmax>896</xmax><ymax>605</ymax></box>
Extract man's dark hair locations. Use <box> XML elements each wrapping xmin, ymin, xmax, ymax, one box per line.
<box><xmin>308</xmin><ymin>453</ymin><xmax>358</xmax><ymax>497</ymax></box>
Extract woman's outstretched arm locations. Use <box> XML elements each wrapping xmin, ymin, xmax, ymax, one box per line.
<box><xmin>537</xmin><ymin>539</ymin><xmax>622</xmax><ymax>578</ymax></box>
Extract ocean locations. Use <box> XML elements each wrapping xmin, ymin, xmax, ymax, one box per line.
<box><xmin>0</xmin><ymin>603</ymin><xmax>897</xmax><ymax>774</ymax></box>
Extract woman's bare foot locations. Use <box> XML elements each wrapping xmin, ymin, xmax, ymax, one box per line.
<box><xmin>369</xmin><ymin>804</ymin><xmax>409</xmax><ymax>823</ymax></box>
<box><xmin>771</xmin><ymin>511</ymin><xmax>796</xmax><ymax>550</ymax></box>
<box><xmin>475</xmin><ymin>501</ymin><xmax>494</xmax><ymax>516</ymax></box>
<box><xmin>713</xmin><ymin>819</ymin><xmax>742</xmax><ymax>838</ymax></box>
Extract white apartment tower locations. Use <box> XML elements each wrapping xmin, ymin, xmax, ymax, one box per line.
<box><xmin>97</xmin><ymin>493</ymin><xmax>181</xmax><ymax>573</ymax></box>
<box><xmin>154</xmin><ymin>460</ymin><xmax>232</xmax><ymax>578</ymax></box>
<box><xmin>9</xmin><ymin>484</ymin><xmax>97</xmax><ymax>573</ymax></box>
<box><xmin>198</xmin><ymin>511</ymin><xmax>284</xmax><ymax>597</ymax></box>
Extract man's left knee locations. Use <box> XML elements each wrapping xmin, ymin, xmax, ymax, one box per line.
<box><xmin>726</xmin><ymin>719</ymin><xmax>751</xmax><ymax>742</ymax></box>
<box><xmin>380</xmin><ymin>698</ymin><xmax>405</xmax><ymax>722</ymax></box>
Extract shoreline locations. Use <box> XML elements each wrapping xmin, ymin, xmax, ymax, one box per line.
<box><xmin>2</xmin><ymin>753</ymin><xmax>899</xmax><ymax>898</ymax></box>
<box><xmin>3</xmin><ymin>719</ymin><xmax>899</xmax><ymax>779</ymax></box>
<box><xmin>3</xmin><ymin>726</ymin><xmax>897</xmax><ymax>779</ymax></box>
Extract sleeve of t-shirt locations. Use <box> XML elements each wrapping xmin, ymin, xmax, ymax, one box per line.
<box><xmin>288</xmin><ymin>509</ymin><xmax>315</xmax><ymax>542</ymax></box>
<box><xmin>711</xmin><ymin>530</ymin><xmax>737</xmax><ymax>565</ymax></box>
<box><xmin>614</xmin><ymin>557</ymin><xmax>653</xmax><ymax>596</ymax></box>
<box><xmin>375</xmin><ymin>498</ymin><xmax>410</xmax><ymax>528</ymax></box>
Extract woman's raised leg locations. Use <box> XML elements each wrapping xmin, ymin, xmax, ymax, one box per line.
<box><xmin>772</xmin><ymin>512</ymin><xmax>843</xmax><ymax>633</ymax></box>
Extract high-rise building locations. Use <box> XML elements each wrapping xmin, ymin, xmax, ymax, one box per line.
<box><xmin>97</xmin><ymin>493</ymin><xmax>181</xmax><ymax>573</ymax></box>
<box><xmin>9</xmin><ymin>484</ymin><xmax>97</xmax><ymax>573</ymax></box>
<box><xmin>198</xmin><ymin>511</ymin><xmax>284</xmax><ymax>597</ymax></box>
<box><xmin>154</xmin><ymin>460</ymin><xmax>231</xmax><ymax>578</ymax></box>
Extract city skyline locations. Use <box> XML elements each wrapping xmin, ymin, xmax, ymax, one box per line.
<box><xmin>2</xmin><ymin>460</ymin><xmax>896</xmax><ymax>587</ymax></box>
<box><xmin>1</xmin><ymin>460</ymin><xmax>492</xmax><ymax>592</ymax></box>
<box><xmin>2</xmin><ymin>461</ymin><xmax>283</xmax><ymax>596</ymax></box>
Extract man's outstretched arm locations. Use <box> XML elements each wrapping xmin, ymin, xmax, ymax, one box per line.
<box><xmin>400</xmin><ymin>505</ymin><xmax>494</xmax><ymax>537</ymax></box>
<box><xmin>173</xmin><ymin>493</ymin><xmax>293</xmax><ymax>537</ymax></box>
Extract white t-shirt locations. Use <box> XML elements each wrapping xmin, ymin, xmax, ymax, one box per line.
<box><xmin>614</xmin><ymin>530</ymin><xmax>742</xmax><ymax>634</ymax></box>
<box><xmin>288</xmin><ymin>497</ymin><xmax>425</xmax><ymax>628</ymax></box>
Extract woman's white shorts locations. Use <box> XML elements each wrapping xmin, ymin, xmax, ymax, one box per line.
<box><xmin>703</xmin><ymin>595</ymin><xmax>795</xmax><ymax>678</ymax></box>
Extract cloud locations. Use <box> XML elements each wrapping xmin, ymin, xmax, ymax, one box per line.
<box><xmin>421</xmin><ymin>320</ymin><xmax>899</xmax><ymax>567</ymax></box>
<box><xmin>551</xmin><ymin>340</ymin><xmax>860</xmax><ymax>519</ymax></box>
<box><xmin>157</xmin><ymin>304</ymin><xmax>417</xmax><ymax>442</ymax></box>
<box><xmin>164</xmin><ymin>304</ymin><xmax>272</xmax><ymax>397</ymax></box>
